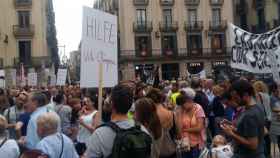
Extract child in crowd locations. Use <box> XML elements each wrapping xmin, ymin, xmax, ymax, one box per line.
<box><xmin>211</xmin><ymin>135</ymin><xmax>233</xmax><ymax>158</ymax></box>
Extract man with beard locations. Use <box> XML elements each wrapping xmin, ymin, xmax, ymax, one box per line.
<box><xmin>4</xmin><ymin>92</ymin><xmax>26</xmax><ymax>139</ymax></box>
<box><xmin>221</xmin><ymin>80</ymin><xmax>265</xmax><ymax>158</ymax></box>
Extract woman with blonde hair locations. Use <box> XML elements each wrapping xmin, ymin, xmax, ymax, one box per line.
<box><xmin>253</xmin><ymin>80</ymin><xmax>272</xmax><ymax>158</ymax></box>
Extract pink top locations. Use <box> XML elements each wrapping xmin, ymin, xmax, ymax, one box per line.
<box><xmin>180</xmin><ymin>104</ymin><xmax>206</xmax><ymax>149</ymax></box>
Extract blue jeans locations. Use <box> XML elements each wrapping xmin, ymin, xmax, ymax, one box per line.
<box><xmin>181</xmin><ymin>147</ymin><xmax>200</xmax><ymax>158</ymax></box>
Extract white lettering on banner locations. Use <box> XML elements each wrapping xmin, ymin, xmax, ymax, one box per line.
<box><xmin>229</xmin><ymin>23</ymin><xmax>280</xmax><ymax>83</ymax></box>
<box><xmin>81</xmin><ymin>7</ymin><xmax>118</xmax><ymax>88</ymax></box>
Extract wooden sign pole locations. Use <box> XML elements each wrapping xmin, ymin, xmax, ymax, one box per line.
<box><xmin>98</xmin><ymin>62</ymin><xmax>103</xmax><ymax>124</ymax></box>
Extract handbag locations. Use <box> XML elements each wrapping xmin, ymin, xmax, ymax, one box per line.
<box><xmin>160</xmin><ymin>112</ymin><xmax>177</xmax><ymax>157</ymax></box>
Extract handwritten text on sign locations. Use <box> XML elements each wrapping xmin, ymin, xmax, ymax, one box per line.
<box><xmin>56</xmin><ymin>69</ymin><xmax>67</xmax><ymax>86</ymax></box>
<box><xmin>229</xmin><ymin>23</ymin><xmax>280</xmax><ymax>82</ymax></box>
<box><xmin>81</xmin><ymin>7</ymin><xmax>118</xmax><ymax>88</ymax></box>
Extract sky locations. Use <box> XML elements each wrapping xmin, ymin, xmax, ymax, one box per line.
<box><xmin>53</xmin><ymin>0</ymin><xmax>95</xmax><ymax>57</ymax></box>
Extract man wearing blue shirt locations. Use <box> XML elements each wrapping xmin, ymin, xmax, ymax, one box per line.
<box><xmin>36</xmin><ymin>112</ymin><xmax>78</xmax><ymax>158</ymax></box>
<box><xmin>25</xmin><ymin>92</ymin><xmax>50</xmax><ymax>149</ymax></box>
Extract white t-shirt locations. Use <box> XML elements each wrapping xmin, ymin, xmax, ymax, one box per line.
<box><xmin>77</xmin><ymin>111</ymin><xmax>98</xmax><ymax>143</ymax></box>
<box><xmin>0</xmin><ymin>138</ymin><xmax>20</xmax><ymax>158</ymax></box>
<box><xmin>211</xmin><ymin>145</ymin><xmax>233</xmax><ymax>158</ymax></box>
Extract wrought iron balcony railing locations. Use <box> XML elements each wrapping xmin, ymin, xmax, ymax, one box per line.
<box><xmin>159</xmin><ymin>21</ymin><xmax>179</xmax><ymax>32</ymax></box>
<box><xmin>13</xmin><ymin>25</ymin><xmax>35</xmax><ymax>38</ymax></box>
<box><xmin>184</xmin><ymin>21</ymin><xmax>203</xmax><ymax>31</ymax></box>
<box><xmin>14</xmin><ymin>0</ymin><xmax>32</xmax><ymax>9</ymax></box>
<box><xmin>133</xmin><ymin>21</ymin><xmax>153</xmax><ymax>32</ymax></box>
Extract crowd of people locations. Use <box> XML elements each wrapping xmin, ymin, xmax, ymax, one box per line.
<box><xmin>0</xmin><ymin>77</ymin><xmax>279</xmax><ymax>158</ymax></box>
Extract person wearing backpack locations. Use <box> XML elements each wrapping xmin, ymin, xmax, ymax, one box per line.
<box><xmin>85</xmin><ymin>84</ymin><xmax>152</xmax><ymax>158</ymax></box>
<box><xmin>134</xmin><ymin>98</ymin><xmax>162</xmax><ymax>158</ymax></box>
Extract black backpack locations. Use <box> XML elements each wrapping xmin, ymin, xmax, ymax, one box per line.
<box><xmin>100</xmin><ymin>122</ymin><xmax>152</xmax><ymax>158</ymax></box>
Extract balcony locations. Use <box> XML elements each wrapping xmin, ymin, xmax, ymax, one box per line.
<box><xmin>133</xmin><ymin>21</ymin><xmax>153</xmax><ymax>32</ymax></box>
<box><xmin>183</xmin><ymin>48</ymin><xmax>231</xmax><ymax>59</ymax></box>
<box><xmin>13</xmin><ymin>25</ymin><xmax>35</xmax><ymax>38</ymax></box>
<box><xmin>209</xmin><ymin>0</ymin><xmax>224</xmax><ymax>6</ymax></box>
<box><xmin>184</xmin><ymin>21</ymin><xmax>203</xmax><ymax>31</ymax></box>
<box><xmin>160</xmin><ymin>0</ymin><xmax>174</xmax><ymax>6</ymax></box>
<box><xmin>119</xmin><ymin>48</ymin><xmax>231</xmax><ymax>62</ymax></box>
<box><xmin>162</xmin><ymin>48</ymin><xmax>178</xmax><ymax>57</ymax></box>
<box><xmin>14</xmin><ymin>56</ymin><xmax>51</xmax><ymax>68</ymax></box>
<box><xmin>185</xmin><ymin>0</ymin><xmax>200</xmax><ymax>6</ymax></box>
<box><xmin>212</xmin><ymin>48</ymin><xmax>226</xmax><ymax>55</ymax></box>
<box><xmin>14</xmin><ymin>0</ymin><xmax>32</xmax><ymax>9</ymax></box>
<box><xmin>188</xmin><ymin>48</ymin><xmax>203</xmax><ymax>56</ymax></box>
<box><xmin>136</xmin><ymin>49</ymin><xmax>152</xmax><ymax>57</ymax></box>
<box><xmin>159</xmin><ymin>21</ymin><xmax>178</xmax><ymax>32</ymax></box>
<box><xmin>133</xmin><ymin>0</ymin><xmax>149</xmax><ymax>6</ymax></box>
<box><xmin>209</xmin><ymin>20</ymin><xmax>227</xmax><ymax>31</ymax></box>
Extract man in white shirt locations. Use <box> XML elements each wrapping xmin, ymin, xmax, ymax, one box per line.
<box><xmin>36</xmin><ymin>112</ymin><xmax>78</xmax><ymax>158</ymax></box>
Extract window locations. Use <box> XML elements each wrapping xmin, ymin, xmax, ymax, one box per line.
<box><xmin>188</xmin><ymin>9</ymin><xmax>197</xmax><ymax>25</ymax></box>
<box><xmin>19</xmin><ymin>41</ymin><xmax>31</xmax><ymax>65</ymax></box>
<box><xmin>211</xmin><ymin>34</ymin><xmax>225</xmax><ymax>51</ymax></box>
<box><xmin>212</xmin><ymin>8</ymin><xmax>221</xmax><ymax>26</ymax></box>
<box><xmin>162</xmin><ymin>35</ymin><xmax>177</xmax><ymax>56</ymax></box>
<box><xmin>135</xmin><ymin>36</ymin><xmax>151</xmax><ymax>57</ymax></box>
<box><xmin>187</xmin><ymin>34</ymin><xmax>202</xmax><ymax>53</ymax></box>
<box><xmin>18</xmin><ymin>11</ymin><xmax>30</xmax><ymax>27</ymax></box>
<box><xmin>136</xmin><ymin>9</ymin><xmax>146</xmax><ymax>24</ymax></box>
<box><xmin>163</xmin><ymin>9</ymin><xmax>172</xmax><ymax>26</ymax></box>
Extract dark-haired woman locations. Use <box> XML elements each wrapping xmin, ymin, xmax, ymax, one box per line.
<box><xmin>135</xmin><ymin>98</ymin><xmax>162</xmax><ymax>158</ymax></box>
<box><xmin>53</xmin><ymin>92</ymin><xmax>72</xmax><ymax>136</ymax></box>
<box><xmin>76</xmin><ymin>95</ymin><xmax>98</xmax><ymax>155</ymax></box>
<box><xmin>146</xmin><ymin>88</ymin><xmax>177</xmax><ymax>158</ymax></box>
<box><xmin>176</xmin><ymin>88</ymin><xmax>206</xmax><ymax>158</ymax></box>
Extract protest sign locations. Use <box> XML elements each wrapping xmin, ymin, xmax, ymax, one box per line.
<box><xmin>27</xmin><ymin>73</ymin><xmax>37</xmax><ymax>86</ymax></box>
<box><xmin>81</xmin><ymin>7</ymin><xmax>118</xmax><ymax>88</ymax></box>
<box><xmin>11</xmin><ymin>69</ymin><xmax>16</xmax><ymax>86</ymax></box>
<box><xmin>229</xmin><ymin>23</ymin><xmax>280</xmax><ymax>82</ymax></box>
<box><xmin>187</xmin><ymin>70</ymin><xmax>206</xmax><ymax>79</ymax></box>
<box><xmin>56</xmin><ymin>69</ymin><xmax>67</xmax><ymax>86</ymax></box>
<box><xmin>0</xmin><ymin>70</ymin><xmax>5</xmax><ymax>88</ymax></box>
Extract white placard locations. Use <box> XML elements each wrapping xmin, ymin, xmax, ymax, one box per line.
<box><xmin>56</xmin><ymin>69</ymin><xmax>67</xmax><ymax>86</ymax></box>
<box><xmin>49</xmin><ymin>74</ymin><xmax>56</xmax><ymax>86</ymax></box>
<box><xmin>187</xmin><ymin>70</ymin><xmax>206</xmax><ymax>79</ymax></box>
<box><xmin>229</xmin><ymin>23</ymin><xmax>280</xmax><ymax>82</ymax></box>
<box><xmin>27</xmin><ymin>73</ymin><xmax>37</xmax><ymax>86</ymax></box>
<box><xmin>0</xmin><ymin>70</ymin><xmax>5</xmax><ymax>88</ymax></box>
<box><xmin>11</xmin><ymin>69</ymin><xmax>17</xmax><ymax>86</ymax></box>
<box><xmin>81</xmin><ymin>7</ymin><xmax>118</xmax><ymax>88</ymax></box>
